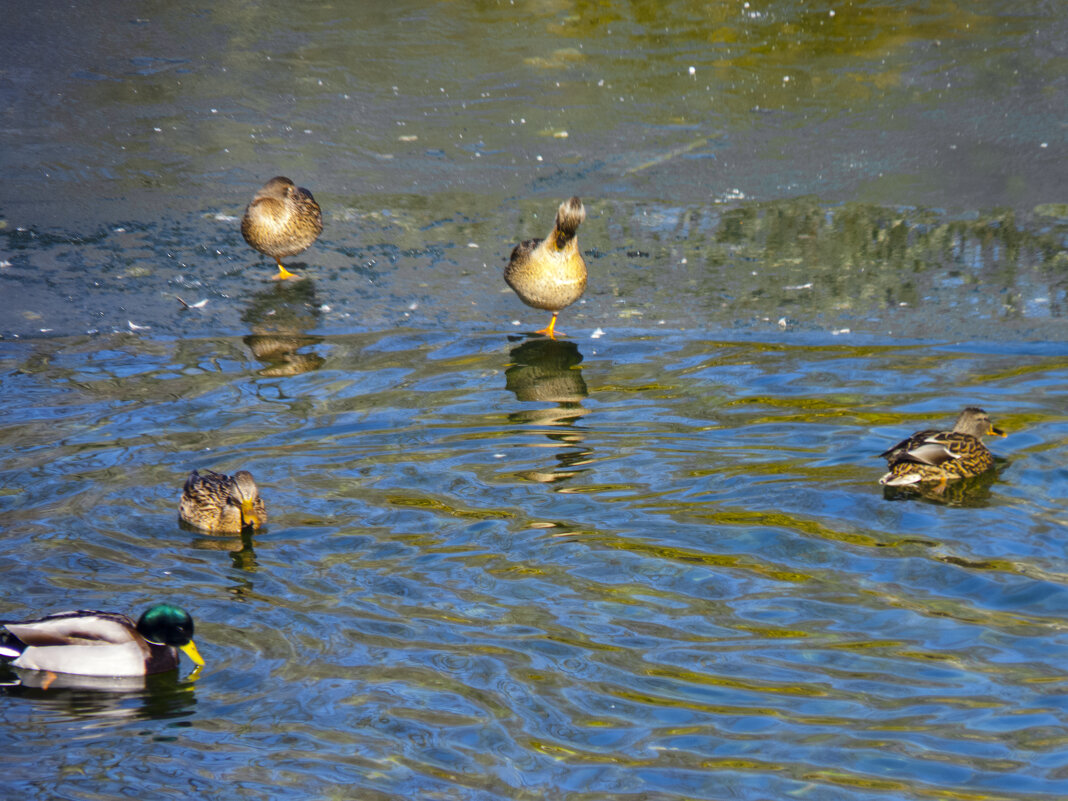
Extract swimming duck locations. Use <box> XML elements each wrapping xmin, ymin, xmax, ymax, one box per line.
<box><xmin>879</xmin><ymin>407</ymin><xmax>1005</xmax><ymax>486</ymax></box>
<box><xmin>0</xmin><ymin>604</ymin><xmax>204</xmax><ymax>677</ymax></box>
<box><xmin>179</xmin><ymin>469</ymin><xmax>267</xmax><ymax>533</ymax></box>
<box><xmin>241</xmin><ymin>176</ymin><xmax>323</xmax><ymax>280</ymax></box>
<box><xmin>504</xmin><ymin>196</ymin><xmax>587</xmax><ymax>338</ymax></box>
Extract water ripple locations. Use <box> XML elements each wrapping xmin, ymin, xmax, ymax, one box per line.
<box><xmin>2</xmin><ymin>326</ymin><xmax>1066</xmax><ymax>800</ymax></box>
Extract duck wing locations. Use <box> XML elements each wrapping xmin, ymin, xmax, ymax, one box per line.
<box><xmin>882</xmin><ymin>430</ymin><xmax>972</xmax><ymax>468</ymax></box>
<box><xmin>1</xmin><ymin>610</ymin><xmax>138</xmax><ymax>647</ymax></box>
<box><xmin>879</xmin><ymin>428</ymin><xmax>940</xmax><ymax>461</ymax></box>
<box><xmin>184</xmin><ymin>469</ymin><xmax>233</xmax><ymax>504</ymax></box>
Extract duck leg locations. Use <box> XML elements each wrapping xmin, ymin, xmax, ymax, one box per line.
<box><xmin>273</xmin><ymin>260</ymin><xmax>299</xmax><ymax>281</ymax></box>
<box><xmin>536</xmin><ymin>312</ymin><xmax>560</xmax><ymax>339</ymax></box>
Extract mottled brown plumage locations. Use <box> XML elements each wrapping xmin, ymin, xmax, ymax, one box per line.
<box><xmin>241</xmin><ymin>176</ymin><xmax>323</xmax><ymax>280</ymax></box>
<box><xmin>179</xmin><ymin>469</ymin><xmax>267</xmax><ymax>533</ymax></box>
<box><xmin>504</xmin><ymin>196</ymin><xmax>587</xmax><ymax>338</ymax></box>
<box><xmin>879</xmin><ymin>407</ymin><xmax>1004</xmax><ymax>486</ymax></box>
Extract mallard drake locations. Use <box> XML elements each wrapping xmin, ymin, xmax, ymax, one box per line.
<box><xmin>879</xmin><ymin>407</ymin><xmax>1005</xmax><ymax>486</ymax></box>
<box><xmin>504</xmin><ymin>196</ymin><xmax>587</xmax><ymax>338</ymax></box>
<box><xmin>179</xmin><ymin>469</ymin><xmax>267</xmax><ymax>533</ymax></box>
<box><xmin>241</xmin><ymin>176</ymin><xmax>323</xmax><ymax>280</ymax></box>
<box><xmin>0</xmin><ymin>604</ymin><xmax>204</xmax><ymax>677</ymax></box>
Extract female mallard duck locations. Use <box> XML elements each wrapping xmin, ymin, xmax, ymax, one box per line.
<box><xmin>241</xmin><ymin>176</ymin><xmax>323</xmax><ymax>280</ymax></box>
<box><xmin>879</xmin><ymin>407</ymin><xmax>1005</xmax><ymax>486</ymax></box>
<box><xmin>0</xmin><ymin>604</ymin><xmax>204</xmax><ymax>677</ymax></box>
<box><xmin>504</xmin><ymin>196</ymin><xmax>587</xmax><ymax>338</ymax></box>
<box><xmin>179</xmin><ymin>469</ymin><xmax>267</xmax><ymax>533</ymax></box>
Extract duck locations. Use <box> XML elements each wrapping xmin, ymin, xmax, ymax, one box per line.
<box><xmin>879</xmin><ymin>406</ymin><xmax>1005</xmax><ymax>486</ymax></box>
<box><xmin>0</xmin><ymin>604</ymin><xmax>204</xmax><ymax>677</ymax></box>
<box><xmin>179</xmin><ymin>469</ymin><xmax>267</xmax><ymax>533</ymax></box>
<box><xmin>504</xmin><ymin>196</ymin><xmax>587</xmax><ymax>338</ymax></box>
<box><xmin>241</xmin><ymin>176</ymin><xmax>323</xmax><ymax>280</ymax></box>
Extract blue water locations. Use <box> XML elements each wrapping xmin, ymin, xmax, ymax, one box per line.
<box><xmin>2</xmin><ymin>1</ymin><xmax>1068</xmax><ymax>799</ymax></box>
<box><xmin>1</xmin><ymin>323</ymin><xmax>1066</xmax><ymax>800</ymax></box>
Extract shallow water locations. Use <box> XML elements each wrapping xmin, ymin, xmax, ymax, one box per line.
<box><xmin>2</xmin><ymin>2</ymin><xmax>1068</xmax><ymax>800</ymax></box>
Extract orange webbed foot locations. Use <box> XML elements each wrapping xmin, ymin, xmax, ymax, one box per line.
<box><xmin>273</xmin><ymin>261</ymin><xmax>299</xmax><ymax>281</ymax></box>
<box><xmin>535</xmin><ymin>314</ymin><xmax>561</xmax><ymax>339</ymax></box>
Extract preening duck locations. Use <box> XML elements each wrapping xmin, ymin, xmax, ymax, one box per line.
<box><xmin>504</xmin><ymin>196</ymin><xmax>587</xmax><ymax>339</ymax></box>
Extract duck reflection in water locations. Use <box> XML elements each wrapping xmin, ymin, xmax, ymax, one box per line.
<box><xmin>882</xmin><ymin>468</ymin><xmax>1000</xmax><ymax>507</ymax></box>
<box><xmin>505</xmin><ymin>337</ymin><xmax>592</xmax><ymax>484</ymax></box>
<box><xmin>0</xmin><ymin>664</ymin><xmax>198</xmax><ymax>721</ymax></box>
<box><xmin>186</xmin><ymin>525</ymin><xmax>259</xmax><ymax>573</ymax></box>
<box><xmin>242</xmin><ymin>279</ymin><xmax>325</xmax><ymax>377</ymax></box>
<box><xmin>183</xmin><ymin>522</ymin><xmax>259</xmax><ymax>599</ymax></box>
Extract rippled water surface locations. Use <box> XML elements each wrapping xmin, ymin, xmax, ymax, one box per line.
<box><xmin>2</xmin><ymin>1</ymin><xmax>1068</xmax><ymax>800</ymax></box>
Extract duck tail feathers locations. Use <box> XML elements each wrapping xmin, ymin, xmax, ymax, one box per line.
<box><xmin>879</xmin><ymin>471</ymin><xmax>922</xmax><ymax>486</ymax></box>
<box><xmin>555</xmin><ymin>197</ymin><xmax>586</xmax><ymax>239</ymax></box>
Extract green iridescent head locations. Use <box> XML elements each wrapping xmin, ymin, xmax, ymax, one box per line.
<box><xmin>137</xmin><ymin>604</ymin><xmax>204</xmax><ymax>666</ymax></box>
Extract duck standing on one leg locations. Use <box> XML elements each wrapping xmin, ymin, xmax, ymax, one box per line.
<box><xmin>504</xmin><ymin>196</ymin><xmax>587</xmax><ymax>339</ymax></box>
<box><xmin>879</xmin><ymin>406</ymin><xmax>1005</xmax><ymax>487</ymax></box>
<box><xmin>241</xmin><ymin>176</ymin><xmax>323</xmax><ymax>281</ymax></box>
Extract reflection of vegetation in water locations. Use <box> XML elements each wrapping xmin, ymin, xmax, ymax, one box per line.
<box><xmin>596</xmin><ymin>197</ymin><xmax>1067</xmax><ymax>333</ymax></box>
<box><xmin>551</xmin><ymin>0</ymin><xmax>1002</xmax><ymax>115</ymax></box>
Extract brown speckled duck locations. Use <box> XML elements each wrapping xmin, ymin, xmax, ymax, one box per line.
<box><xmin>179</xmin><ymin>469</ymin><xmax>267</xmax><ymax>533</ymax></box>
<box><xmin>879</xmin><ymin>407</ymin><xmax>1005</xmax><ymax>487</ymax></box>
<box><xmin>504</xmin><ymin>196</ymin><xmax>587</xmax><ymax>338</ymax></box>
<box><xmin>241</xmin><ymin>176</ymin><xmax>323</xmax><ymax>280</ymax></box>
